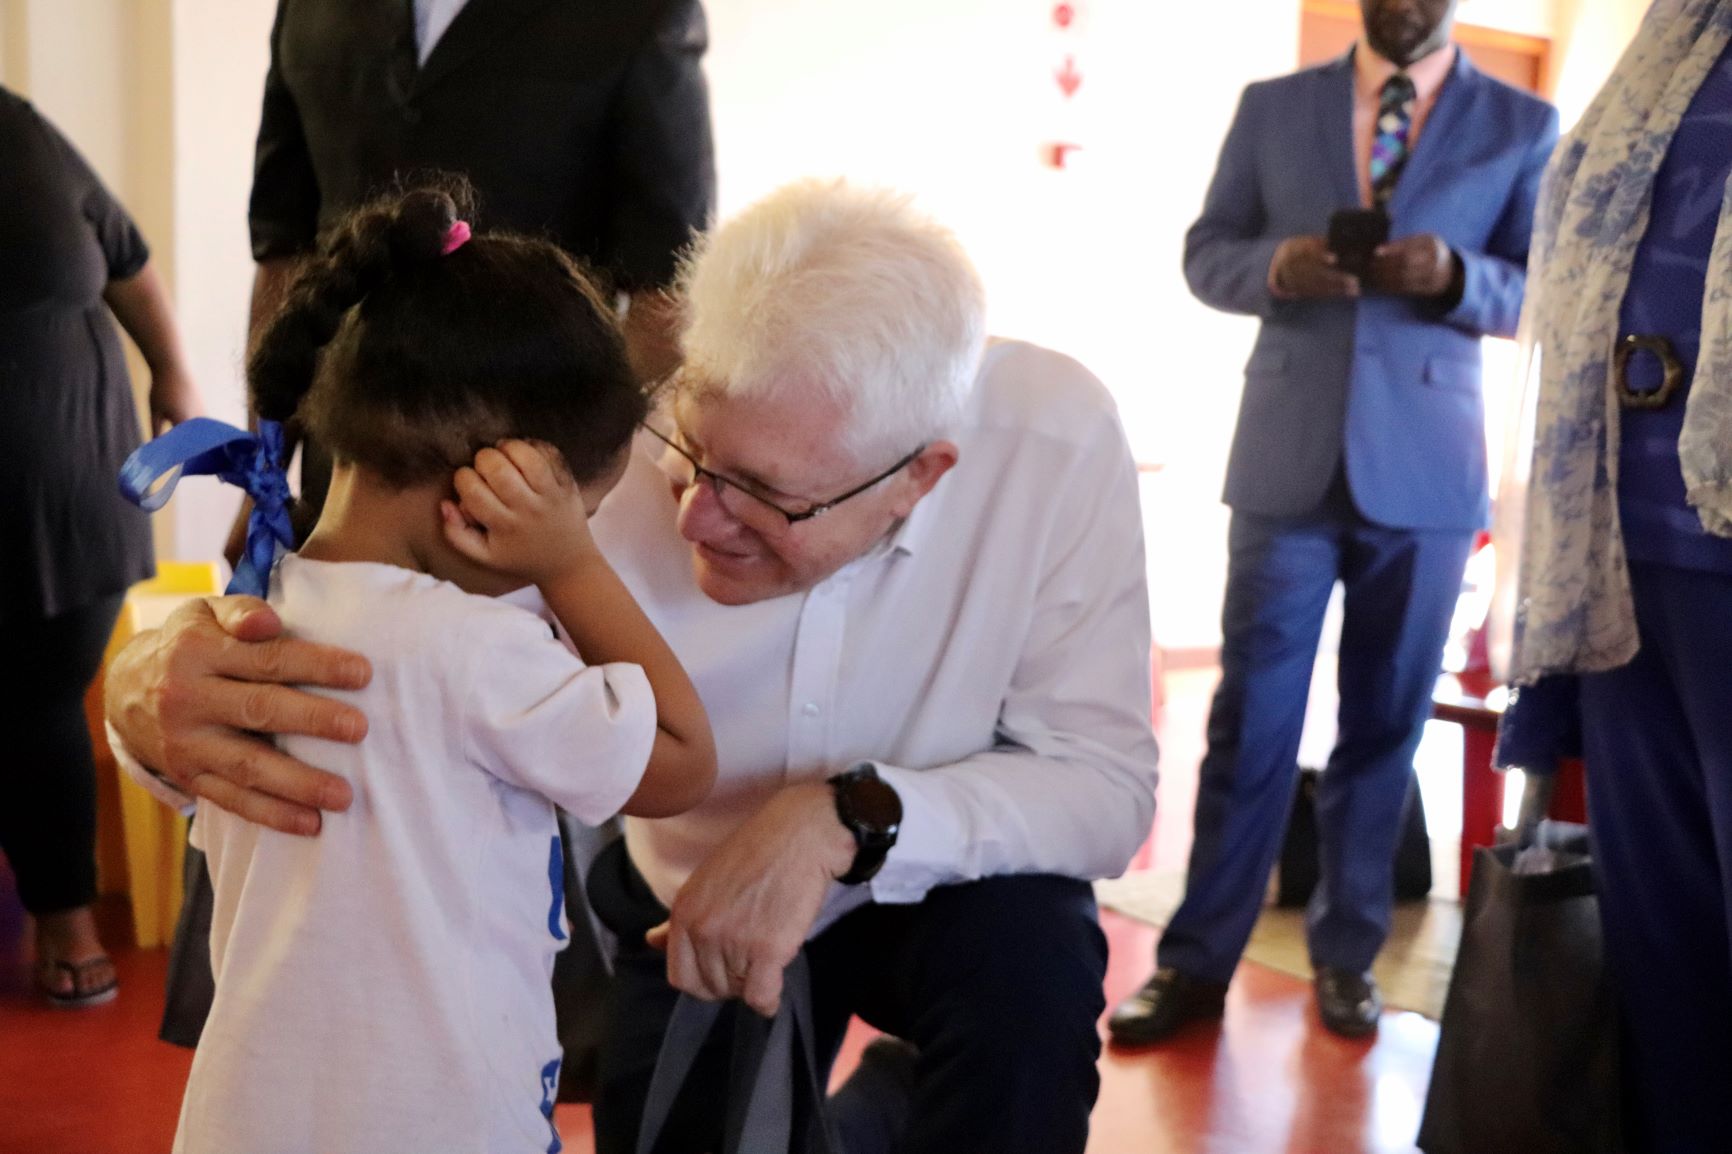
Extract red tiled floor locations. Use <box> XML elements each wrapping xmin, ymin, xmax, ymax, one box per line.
<box><xmin>0</xmin><ymin>895</ymin><xmax>1433</xmax><ymax>1154</ymax></box>
<box><xmin>0</xmin><ymin>885</ymin><xmax>193</xmax><ymax>1154</ymax></box>
<box><xmin>556</xmin><ymin>914</ymin><xmax>1436</xmax><ymax>1154</ymax></box>
<box><xmin>1091</xmin><ymin>913</ymin><xmax>1437</xmax><ymax>1154</ymax></box>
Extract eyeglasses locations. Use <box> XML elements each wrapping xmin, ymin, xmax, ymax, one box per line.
<box><xmin>641</xmin><ymin>423</ymin><xmax>924</xmax><ymax>532</ymax></box>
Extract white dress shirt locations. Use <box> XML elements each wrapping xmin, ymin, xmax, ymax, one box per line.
<box><xmin>592</xmin><ymin>338</ymin><xmax>1159</xmax><ymax>928</ymax></box>
<box><xmin>114</xmin><ymin>339</ymin><xmax>1159</xmax><ymax>934</ymax></box>
<box><xmin>414</xmin><ymin>0</ymin><xmax>470</xmax><ymax>65</ymax></box>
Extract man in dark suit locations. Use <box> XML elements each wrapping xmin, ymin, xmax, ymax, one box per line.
<box><xmin>248</xmin><ymin>0</ymin><xmax>715</xmax><ymax>513</ymax></box>
<box><xmin>1110</xmin><ymin>0</ymin><xmax>1557</xmax><ymax>1042</ymax></box>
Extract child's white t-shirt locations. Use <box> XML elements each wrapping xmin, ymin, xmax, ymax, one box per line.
<box><xmin>172</xmin><ymin>556</ymin><xmax>656</xmax><ymax>1154</ymax></box>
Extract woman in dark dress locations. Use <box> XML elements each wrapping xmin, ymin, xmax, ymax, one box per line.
<box><xmin>0</xmin><ymin>85</ymin><xmax>202</xmax><ymax>1005</ymax></box>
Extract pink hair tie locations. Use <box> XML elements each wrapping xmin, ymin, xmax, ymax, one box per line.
<box><xmin>441</xmin><ymin>220</ymin><xmax>472</xmax><ymax>255</ymax></box>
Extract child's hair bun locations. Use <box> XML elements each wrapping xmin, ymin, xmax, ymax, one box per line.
<box><xmin>250</xmin><ymin>178</ymin><xmax>476</xmax><ymax>423</ymax></box>
<box><xmin>380</xmin><ymin>184</ymin><xmax>467</xmax><ymax>270</ymax></box>
<box><xmin>322</xmin><ymin>180</ymin><xmax>475</xmax><ymax>310</ymax></box>
<box><xmin>247</xmin><ymin>172</ymin><xmax>645</xmax><ymax>500</ymax></box>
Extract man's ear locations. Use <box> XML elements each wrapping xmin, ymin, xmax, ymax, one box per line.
<box><xmin>891</xmin><ymin>441</ymin><xmax>959</xmax><ymax>518</ymax></box>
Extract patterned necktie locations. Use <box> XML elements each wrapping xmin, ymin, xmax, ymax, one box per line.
<box><xmin>1369</xmin><ymin>72</ymin><xmax>1418</xmax><ymax>208</ymax></box>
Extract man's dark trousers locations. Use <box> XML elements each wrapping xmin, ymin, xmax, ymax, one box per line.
<box><xmin>588</xmin><ymin>841</ymin><xmax>1108</xmax><ymax>1154</ymax></box>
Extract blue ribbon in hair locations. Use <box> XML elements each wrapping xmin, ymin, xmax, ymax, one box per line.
<box><xmin>118</xmin><ymin>418</ymin><xmax>294</xmax><ymax>597</ymax></box>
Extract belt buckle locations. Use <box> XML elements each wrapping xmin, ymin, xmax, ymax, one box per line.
<box><xmin>1614</xmin><ymin>334</ymin><xmax>1684</xmax><ymax>410</ymax></box>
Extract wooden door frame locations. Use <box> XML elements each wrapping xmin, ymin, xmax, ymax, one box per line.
<box><xmin>1300</xmin><ymin>0</ymin><xmax>1555</xmax><ymax>96</ymax></box>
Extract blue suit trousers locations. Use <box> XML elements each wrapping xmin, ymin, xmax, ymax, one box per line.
<box><xmin>1158</xmin><ymin>483</ymin><xmax>1472</xmax><ymax>982</ymax></box>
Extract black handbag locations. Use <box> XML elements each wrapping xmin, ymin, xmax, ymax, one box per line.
<box><xmin>1274</xmin><ymin>766</ymin><xmax>1433</xmax><ymax>907</ymax></box>
<box><xmin>1416</xmin><ymin>824</ymin><xmax>1623</xmax><ymax>1154</ymax></box>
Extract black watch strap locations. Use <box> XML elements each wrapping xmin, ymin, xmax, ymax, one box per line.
<box><xmin>829</xmin><ymin>762</ymin><xmax>902</xmax><ymax>886</ymax></box>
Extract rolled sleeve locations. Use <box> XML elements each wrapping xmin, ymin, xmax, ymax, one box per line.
<box><xmin>106</xmin><ymin>721</ymin><xmax>197</xmax><ymax>815</ymax></box>
<box><xmin>868</xmin><ymin>763</ymin><xmax>974</xmax><ymax>904</ymax></box>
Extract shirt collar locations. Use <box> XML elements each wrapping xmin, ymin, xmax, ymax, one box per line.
<box><xmin>1354</xmin><ymin>39</ymin><xmax>1457</xmax><ymax>103</ymax></box>
<box><xmin>887</xmin><ymin>339</ymin><xmax>1004</xmax><ymax>559</ymax></box>
<box><xmin>887</xmin><ymin>479</ymin><xmax>942</xmax><ymax>558</ymax></box>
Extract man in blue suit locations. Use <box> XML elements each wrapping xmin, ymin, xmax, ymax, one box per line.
<box><xmin>1112</xmin><ymin>0</ymin><xmax>1557</xmax><ymax>1041</ymax></box>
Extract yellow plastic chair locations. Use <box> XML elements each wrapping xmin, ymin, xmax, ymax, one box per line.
<box><xmin>85</xmin><ymin>561</ymin><xmax>223</xmax><ymax>948</ymax></box>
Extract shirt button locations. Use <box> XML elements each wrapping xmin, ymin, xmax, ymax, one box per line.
<box><xmin>802</xmin><ymin>702</ymin><xmax>821</xmax><ymax>718</ymax></box>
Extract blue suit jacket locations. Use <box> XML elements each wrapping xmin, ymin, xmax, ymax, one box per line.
<box><xmin>1187</xmin><ymin>50</ymin><xmax>1559</xmax><ymax>531</ymax></box>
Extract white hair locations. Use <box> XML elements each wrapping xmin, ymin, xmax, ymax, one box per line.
<box><xmin>675</xmin><ymin>179</ymin><xmax>987</xmax><ymax>465</ymax></box>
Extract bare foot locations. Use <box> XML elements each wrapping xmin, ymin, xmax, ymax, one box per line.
<box><xmin>34</xmin><ymin>906</ymin><xmax>117</xmax><ymax>1003</ymax></box>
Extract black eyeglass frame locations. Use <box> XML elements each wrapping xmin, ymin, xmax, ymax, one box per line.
<box><xmin>640</xmin><ymin>423</ymin><xmax>925</xmax><ymax>526</ymax></box>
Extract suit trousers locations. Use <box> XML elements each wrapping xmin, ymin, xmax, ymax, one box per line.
<box><xmin>589</xmin><ymin>841</ymin><xmax>1108</xmax><ymax>1154</ymax></box>
<box><xmin>1158</xmin><ymin>482</ymin><xmax>1472</xmax><ymax>982</ymax></box>
<box><xmin>1580</xmin><ymin>561</ymin><xmax>1732</xmax><ymax>1154</ymax></box>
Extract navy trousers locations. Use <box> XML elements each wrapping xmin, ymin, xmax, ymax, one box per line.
<box><xmin>0</xmin><ymin>595</ymin><xmax>125</xmax><ymax>916</ymax></box>
<box><xmin>589</xmin><ymin>843</ymin><xmax>1108</xmax><ymax>1154</ymax></box>
<box><xmin>1579</xmin><ymin>562</ymin><xmax>1732</xmax><ymax>1154</ymax></box>
<box><xmin>1158</xmin><ymin>487</ymin><xmax>1473</xmax><ymax>982</ymax></box>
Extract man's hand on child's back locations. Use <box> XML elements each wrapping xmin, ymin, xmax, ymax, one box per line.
<box><xmin>443</xmin><ymin>440</ymin><xmax>600</xmax><ymax>587</ymax></box>
<box><xmin>104</xmin><ymin>595</ymin><xmax>370</xmax><ymax>835</ymax></box>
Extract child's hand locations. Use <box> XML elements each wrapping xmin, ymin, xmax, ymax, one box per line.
<box><xmin>442</xmin><ymin>441</ymin><xmax>598</xmax><ymax>585</ymax></box>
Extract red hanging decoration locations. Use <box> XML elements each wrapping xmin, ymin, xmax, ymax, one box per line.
<box><xmin>1055</xmin><ymin>54</ymin><xmax>1082</xmax><ymax>98</ymax></box>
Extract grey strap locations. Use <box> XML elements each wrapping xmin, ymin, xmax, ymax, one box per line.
<box><xmin>636</xmin><ymin>954</ymin><xmax>834</xmax><ymax>1154</ymax></box>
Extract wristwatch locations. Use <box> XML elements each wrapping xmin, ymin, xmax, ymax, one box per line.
<box><xmin>828</xmin><ymin>762</ymin><xmax>902</xmax><ymax>885</ymax></box>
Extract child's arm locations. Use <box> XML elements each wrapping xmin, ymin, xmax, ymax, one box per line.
<box><xmin>443</xmin><ymin>441</ymin><xmax>716</xmax><ymax>817</ymax></box>
<box><xmin>537</xmin><ymin>556</ymin><xmax>714</xmax><ymax>817</ymax></box>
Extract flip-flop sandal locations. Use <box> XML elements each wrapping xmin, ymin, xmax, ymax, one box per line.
<box><xmin>38</xmin><ymin>958</ymin><xmax>120</xmax><ymax>1008</ymax></box>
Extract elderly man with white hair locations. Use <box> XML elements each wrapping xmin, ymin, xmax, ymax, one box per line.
<box><xmin>104</xmin><ymin>180</ymin><xmax>1158</xmax><ymax>1153</ymax></box>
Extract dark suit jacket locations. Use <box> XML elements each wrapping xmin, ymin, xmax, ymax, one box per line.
<box><xmin>250</xmin><ymin>0</ymin><xmax>716</xmax><ymax>292</ymax></box>
<box><xmin>1185</xmin><ymin>50</ymin><xmax>1558</xmax><ymax>532</ymax></box>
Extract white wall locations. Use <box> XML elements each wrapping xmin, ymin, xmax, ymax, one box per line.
<box><xmin>1457</xmin><ymin>0</ymin><xmax>1558</xmax><ymax>37</ymax></box>
<box><xmin>1552</xmin><ymin>0</ymin><xmax>1651</xmax><ymax>125</ymax></box>
<box><xmin>6</xmin><ymin>0</ymin><xmax>130</xmax><ymax>188</ymax></box>
<box><xmin>702</xmin><ymin>0</ymin><xmax>1648</xmax><ymax>650</ymax></box>
<box><xmin>164</xmin><ymin>0</ymin><xmax>276</xmax><ymax>562</ymax></box>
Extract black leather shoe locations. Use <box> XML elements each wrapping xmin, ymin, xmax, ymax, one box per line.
<box><xmin>1107</xmin><ymin>967</ymin><xmax>1228</xmax><ymax>1046</ymax></box>
<box><xmin>823</xmin><ymin>1037</ymin><xmax>918</xmax><ymax>1154</ymax></box>
<box><xmin>1314</xmin><ymin>967</ymin><xmax>1382</xmax><ymax>1038</ymax></box>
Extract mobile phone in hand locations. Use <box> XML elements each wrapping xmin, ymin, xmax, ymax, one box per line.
<box><xmin>1327</xmin><ymin>208</ymin><xmax>1390</xmax><ymax>279</ymax></box>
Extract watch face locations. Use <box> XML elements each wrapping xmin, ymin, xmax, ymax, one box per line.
<box><xmin>844</xmin><ymin>773</ymin><xmax>903</xmax><ymax>841</ymax></box>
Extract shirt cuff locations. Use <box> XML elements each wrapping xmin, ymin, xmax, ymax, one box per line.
<box><xmin>1430</xmin><ymin>249</ymin><xmax>1467</xmax><ymax>313</ymax></box>
<box><xmin>867</xmin><ymin>763</ymin><xmax>970</xmax><ymax>906</ymax></box>
<box><xmin>106</xmin><ymin>721</ymin><xmax>197</xmax><ymax>815</ymax></box>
